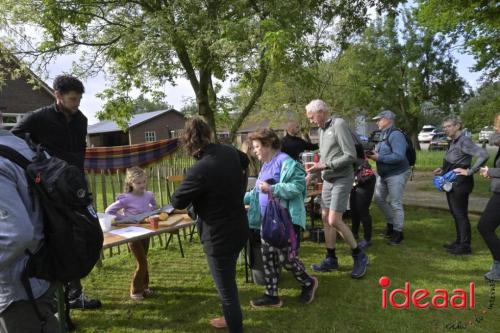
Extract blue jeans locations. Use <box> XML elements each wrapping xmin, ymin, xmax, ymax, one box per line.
<box><xmin>374</xmin><ymin>169</ymin><xmax>411</xmax><ymax>232</ymax></box>
<box><xmin>206</xmin><ymin>251</ymin><xmax>243</xmax><ymax>333</ymax></box>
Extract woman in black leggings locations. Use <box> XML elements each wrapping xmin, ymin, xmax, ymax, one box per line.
<box><xmin>478</xmin><ymin>114</ymin><xmax>500</xmax><ymax>281</ymax></box>
<box><xmin>351</xmin><ymin>159</ymin><xmax>376</xmax><ymax>249</ymax></box>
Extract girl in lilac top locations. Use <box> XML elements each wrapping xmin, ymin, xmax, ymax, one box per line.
<box><xmin>105</xmin><ymin>167</ymin><xmax>157</xmax><ymax>300</ymax></box>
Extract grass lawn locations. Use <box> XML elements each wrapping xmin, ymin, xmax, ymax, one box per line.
<box><xmin>73</xmin><ymin>207</ymin><xmax>499</xmax><ymax>333</ymax></box>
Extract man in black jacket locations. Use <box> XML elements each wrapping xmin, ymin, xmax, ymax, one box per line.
<box><xmin>171</xmin><ymin>118</ymin><xmax>249</xmax><ymax>332</ymax></box>
<box><xmin>281</xmin><ymin>121</ymin><xmax>318</xmax><ymax>161</ymax></box>
<box><xmin>11</xmin><ymin>75</ymin><xmax>101</xmax><ymax>317</ymax></box>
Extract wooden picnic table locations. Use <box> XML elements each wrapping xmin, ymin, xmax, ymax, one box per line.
<box><xmin>103</xmin><ymin>213</ymin><xmax>196</xmax><ymax>249</ymax></box>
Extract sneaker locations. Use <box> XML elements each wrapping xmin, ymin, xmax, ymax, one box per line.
<box><xmin>484</xmin><ymin>261</ymin><xmax>500</xmax><ymax>282</ymax></box>
<box><xmin>380</xmin><ymin>223</ymin><xmax>394</xmax><ymax>239</ymax></box>
<box><xmin>209</xmin><ymin>316</ymin><xmax>227</xmax><ymax>329</ymax></box>
<box><xmin>351</xmin><ymin>252</ymin><xmax>368</xmax><ymax>279</ymax></box>
<box><xmin>299</xmin><ymin>276</ymin><xmax>318</xmax><ymax>304</ymax></box>
<box><xmin>250</xmin><ymin>294</ymin><xmax>283</xmax><ymax>308</ymax></box>
<box><xmin>130</xmin><ymin>293</ymin><xmax>144</xmax><ymax>301</ymax></box>
<box><xmin>358</xmin><ymin>239</ymin><xmax>372</xmax><ymax>249</ymax></box>
<box><xmin>68</xmin><ymin>293</ymin><xmax>102</xmax><ymax>309</ymax></box>
<box><xmin>447</xmin><ymin>244</ymin><xmax>472</xmax><ymax>255</ymax></box>
<box><xmin>443</xmin><ymin>241</ymin><xmax>459</xmax><ymax>250</ymax></box>
<box><xmin>311</xmin><ymin>257</ymin><xmax>339</xmax><ymax>272</ymax></box>
<box><xmin>389</xmin><ymin>231</ymin><xmax>404</xmax><ymax>245</ymax></box>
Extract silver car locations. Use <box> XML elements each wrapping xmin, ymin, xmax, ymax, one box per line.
<box><xmin>479</xmin><ymin>126</ymin><xmax>495</xmax><ymax>144</ymax></box>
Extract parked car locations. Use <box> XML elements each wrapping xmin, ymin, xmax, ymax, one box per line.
<box><xmin>428</xmin><ymin>132</ymin><xmax>450</xmax><ymax>151</ymax></box>
<box><xmin>479</xmin><ymin>126</ymin><xmax>495</xmax><ymax>144</ymax></box>
<box><xmin>418</xmin><ymin>125</ymin><xmax>438</xmax><ymax>143</ymax></box>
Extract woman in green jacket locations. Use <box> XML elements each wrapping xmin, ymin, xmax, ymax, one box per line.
<box><xmin>245</xmin><ymin>129</ymin><xmax>318</xmax><ymax>308</ymax></box>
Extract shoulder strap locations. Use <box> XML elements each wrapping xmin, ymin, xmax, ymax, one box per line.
<box><xmin>0</xmin><ymin>144</ymin><xmax>31</xmax><ymax>169</ymax></box>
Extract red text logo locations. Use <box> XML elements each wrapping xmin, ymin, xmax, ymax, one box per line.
<box><xmin>379</xmin><ymin>276</ymin><xmax>475</xmax><ymax>309</ymax></box>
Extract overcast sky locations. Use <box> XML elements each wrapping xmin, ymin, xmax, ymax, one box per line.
<box><xmin>43</xmin><ymin>49</ymin><xmax>483</xmax><ymax>125</ymax></box>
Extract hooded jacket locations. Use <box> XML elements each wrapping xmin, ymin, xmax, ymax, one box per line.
<box><xmin>0</xmin><ymin>130</ymin><xmax>49</xmax><ymax>313</ymax></box>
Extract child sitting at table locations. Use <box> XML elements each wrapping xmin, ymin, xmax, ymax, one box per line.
<box><xmin>105</xmin><ymin>166</ymin><xmax>157</xmax><ymax>300</ymax></box>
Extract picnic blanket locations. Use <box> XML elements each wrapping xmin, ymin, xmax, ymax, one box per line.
<box><xmin>84</xmin><ymin>138</ymin><xmax>179</xmax><ymax>171</ymax></box>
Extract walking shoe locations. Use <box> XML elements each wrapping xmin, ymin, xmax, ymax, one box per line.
<box><xmin>209</xmin><ymin>316</ymin><xmax>227</xmax><ymax>329</ymax></box>
<box><xmin>447</xmin><ymin>244</ymin><xmax>472</xmax><ymax>255</ymax></box>
<box><xmin>311</xmin><ymin>256</ymin><xmax>339</xmax><ymax>272</ymax></box>
<box><xmin>380</xmin><ymin>223</ymin><xmax>394</xmax><ymax>239</ymax></box>
<box><xmin>358</xmin><ymin>239</ymin><xmax>372</xmax><ymax>249</ymax></box>
<box><xmin>130</xmin><ymin>292</ymin><xmax>145</xmax><ymax>301</ymax></box>
<box><xmin>443</xmin><ymin>241</ymin><xmax>459</xmax><ymax>250</ymax></box>
<box><xmin>68</xmin><ymin>293</ymin><xmax>102</xmax><ymax>309</ymax></box>
<box><xmin>389</xmin><ymin>231</ymin><xmax>404</xmax><ymax>245</ymax></box>
<box><xmin>250</xmin><ymin>294</ymin><xmax>283</xmax><ymax>308</ymax></box>
<box><xmin>484</xmin><ymin>261</ymin><xmax>500</xmax><ymax>282</ymax></box>
<box><xmin>299</xmin><ymin>276</ymin><xmax>318</xmax><ymax>304</ymax></box>
<box><xmin>351</xmin><ymin>252</ymin><xmax>368</xmax><ymax>279</ymax></box>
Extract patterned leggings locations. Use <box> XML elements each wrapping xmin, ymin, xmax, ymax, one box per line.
<box><xmin>261</xmin><ymin>240</ymin><xmax>313</xmax><ymax>297</ymax></box>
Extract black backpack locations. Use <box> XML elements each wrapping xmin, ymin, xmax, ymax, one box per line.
<box><xmin>0</xmin><ymin>144</ymin><xmax>103</xmax><ymax>283</ymax></box>
<box><xmin>386</xmin><ymin>128</ymin><xmax>417</xmax><ymax>167</ymax></box>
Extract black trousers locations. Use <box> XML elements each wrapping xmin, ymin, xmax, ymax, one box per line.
<box><xmin>445</xmin><ymin>177</ymin><xmax>473</xmax><ymax>245</ymax></box>
<box><xmin>351</xmin><ymin>178</ymin><xmax>376</xmax><ymax>241</ymax></box>
<box><xmin>206</xmin><ymin>251</ymin><xmax>243</xmax><ymax>333</ymax></box>
<box><xmin>478</xmin><ymin>192</ymin><xmax>500</xmax><ymax>261</ymax></box>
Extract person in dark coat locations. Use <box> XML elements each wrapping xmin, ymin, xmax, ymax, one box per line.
<box><xmin>281</xmin><ymin>121</ymin><xmax>318</xmax><ymax>161</ymax></box>
<box><xmin>171</xmin><ymin>118</ymin><xmax>249</xmax><ymax>333</ymax></box>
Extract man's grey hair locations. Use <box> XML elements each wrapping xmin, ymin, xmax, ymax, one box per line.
<box><xmin>305</xmin><ymin>99</ymin><xmax>330</xmax><ymax>114</ymax></box>
<box><xmin>443</xmin><ymin>115</ymin><xmax>463</xmax><ymax>130</ymax></box>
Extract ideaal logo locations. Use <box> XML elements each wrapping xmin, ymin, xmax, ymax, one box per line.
<box><xmin>378</xmin><ymin>276</ymin><xmax>496</xmax><ymax>330</ymax></box>
<box><xmin>379</xmin><ymin>276</ymin><xmax>475</xmax><ymax>309</ymax></box>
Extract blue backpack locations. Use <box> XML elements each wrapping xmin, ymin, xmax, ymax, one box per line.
<box><xmin>261</xmin><ymin>192</ymin><xmax>297</xmax><ymax>255</ymax></box>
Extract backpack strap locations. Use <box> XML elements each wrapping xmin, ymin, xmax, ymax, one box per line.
<box><xmin>0</xmin><ymin>144</ymin><xmax>31</xmax><ymax>169</ymax></box>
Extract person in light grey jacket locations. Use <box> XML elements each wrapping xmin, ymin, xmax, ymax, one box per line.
<box><xmin>0</xmin><ymin>128</ymin><xmax>60</xmax><ymax>333</ymax></box>
<box><xmin>305</xmin><ymin>100</ymin><xmax>368</xmax><ymax>279</ymax></box>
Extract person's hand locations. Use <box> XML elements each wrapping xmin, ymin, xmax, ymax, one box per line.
<box><xmin>453</xmin><ymin>168</ymin><xmax>469</xmax><ymax>176</ymax></box>
<box><xmin>306</xmin><ymin>174</ymin><xmax>312</xmax><ymax>186</ymax></box>
<box><xmin>433</xmin><ymin>167</ymin><xmax>443</xmax><ymax>175</ymax></box>
<box><xmin>366</xmin><ymin>151</ymin><xmax>379</xmax><ymax>161</ymax></box>
<box><xmin>259</xmin><ymin>181</ymin><xmax>272</xmax><ymax>193</ymax></box>
<box><xmin>305</xmin><ymin>162</ymin><xmax>326</xmax><ymax>173</ymax></box>
<box><xmin>479</xmin><ymin>166</ymin><xmax>489</xmax><ymax>178</ymax></box>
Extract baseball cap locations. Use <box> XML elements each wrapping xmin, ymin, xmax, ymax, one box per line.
<box><xmin>373</xmin><ymin>110</ymin><xmax>396</xmax><ymax>120</ymax></box>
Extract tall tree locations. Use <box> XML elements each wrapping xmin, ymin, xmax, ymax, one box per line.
<box><xmin>417</xmin><ymin>0</ymin><xmax>500</xmax><ymax>79</ymax></box>
<box><xmin>1</xmin><ymin>0</ymin><xmax>400</xmax><ymax>140</ymax></box>
<box><xmin>461</xmin><ymin>81</ymin><xmax>500</xmax><ymax>132</ymax></box>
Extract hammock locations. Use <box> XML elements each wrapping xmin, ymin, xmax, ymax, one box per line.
<box><xmin>84</xmin><ymin>138</ymin><xmax>179</xmax><ymax>171</ymax></box>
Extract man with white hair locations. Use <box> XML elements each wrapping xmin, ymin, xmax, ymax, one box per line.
<box><xmin>305</xmin><ymin>99</ymin><xmax>368</xmax><ymax>279</ymax></box>
<box><xmin>367</xmin><ymin>110</ymin><xmax>411</xmax><ymax>245</ymax></box>
<box><xmin>281</xmin><ymin>120</ymin><xmax>318</xmax><ymax>161</ymax></box>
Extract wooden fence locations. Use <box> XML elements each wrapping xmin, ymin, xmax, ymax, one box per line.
<box><xmin>85</xmin><ymin>149</ymin><xmax>195</xmax><ymax>213</ymax></box>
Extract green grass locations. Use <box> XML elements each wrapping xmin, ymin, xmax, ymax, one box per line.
<box><xmin>73</xmin><ymin>207</ymin><xmax>499</xmax><ymax>332</ymax></box>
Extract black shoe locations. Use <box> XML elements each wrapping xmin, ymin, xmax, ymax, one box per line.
<box><xmin>250</xmin><ymin>294</ymin><xmax>283</xmax><ymax>308</ymax></box>
<box><xmin>381</xmin><ymin>223</ymin><xmax>394</xmax><ymax>239</ymax></box>
<box><xmin>68</xmin><ymin>293</ymin><xmax>102</xmax><ymax>309</ymax></box>
<box><xmin>443</xmin><ymin>241</ymin><xmax>459</xmax><ymax>250</ymax></box>
<box><xmin>447</xmin><ymin>245</ymin><xmax>472</xmax><ymax>255</ymax></box>
<box><xmin>299</xmin><ymin>277</ymin><xmax>318</xmax><ymax>304</ymax></box>
<box><xmin>389</xmin><ymin>231</ymin><xmax>404</xmax><ymax>245</ymax></box>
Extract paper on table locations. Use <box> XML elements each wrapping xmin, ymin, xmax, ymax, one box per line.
<box><xmin>108</xmin><ymin>226</ymin><xmax>153</xmax><ymax>239</ymax></box>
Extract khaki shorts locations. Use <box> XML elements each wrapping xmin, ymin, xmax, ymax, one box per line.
<box><xmin>321</xmin><ymin>175</ymin><xmax>354</xmax><ymax>213</ymax></box>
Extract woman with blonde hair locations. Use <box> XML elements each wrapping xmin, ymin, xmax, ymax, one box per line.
<box><xmin>478</xmin><ymin>114</ymin><xmax>500</xmax><ymax>281</ymax></box>
<box><xmin>105</xmin><ymin>167</ymin><xmax>157</xmax><ymax>300</ymax></box>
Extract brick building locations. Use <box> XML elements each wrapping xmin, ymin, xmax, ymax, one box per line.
<box><xmin>0</xmin><ymin>53</ymin><xmax>55</xmax><ymax>129</ymax></box>
<box><xmin>87</xmin><ymin>109</ymin><xmax>186</xmax><ymax>147</ymax></box>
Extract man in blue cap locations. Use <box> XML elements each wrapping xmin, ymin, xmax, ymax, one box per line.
<box><xmin>367</xmin><ymin>110</ymin><xmax>411</xmax><ymax>245</ymax></box>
